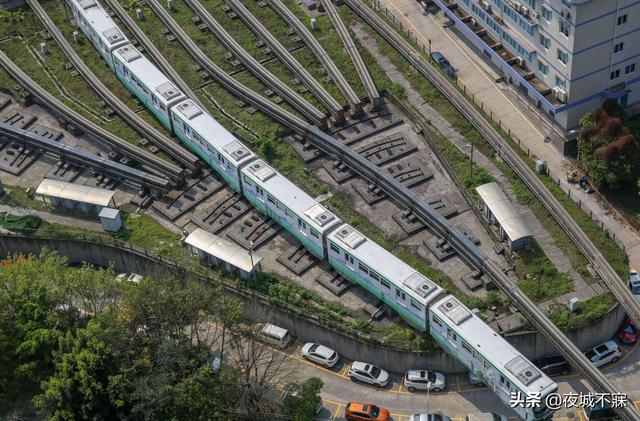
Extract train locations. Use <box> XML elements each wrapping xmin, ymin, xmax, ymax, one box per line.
<box><xmin>65</xmin><ymin>0</ymin><xmax>557</xmax><ymax>418</ymax></box>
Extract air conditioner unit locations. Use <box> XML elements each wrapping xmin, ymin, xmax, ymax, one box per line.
<box><xmin>532</xmin><ymin>11</ymin><xmax>540</xmax><ymax>19</ymax></box>
<box><xmin>481</xmin><ymin>0</ymin><xmax>491</xmax><ymax>12</ymax></box>
<box><xmin>560</xmin><ymin>9</ymin><xmax>571</xmax><ymax>19</ymax></box>
<box><xmin>558</xmin><ymin>89</ymin><xmax>568</xmax><ymax>103</ymax></box>
<box><xmin>515</xmin><ymin>56</ymin><xmax>525</xmax><ymax>66</ymax></box>
<box><xmin>552</xmin><ymin>86</ymin><xmax>562</xmax><ymax>98</ymax></box>
<box><xmin>521</xmin><ymin>6</ymin><xmax>530</xmax><ymax>16</ymax></box>
<box><xmin>470</xmin><ymin>18</ymin><xmax>478</xmax><ymax>26</ymax></box>
<box><xmin>514</xmin><ymin>2</ymin><xmax>523</xmax><ymax>12</ymax></box>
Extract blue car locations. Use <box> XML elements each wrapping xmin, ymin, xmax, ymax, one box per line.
<box><xmin>430</xmin><ymin>51</ymin><xmax>457</xmax><ymax>78</ymax></box>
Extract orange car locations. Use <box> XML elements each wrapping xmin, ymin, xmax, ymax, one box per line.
<box><xmin>345</xmin><ymin>402</ymin><xmax>391</xmax><ymax>421</ymax></box>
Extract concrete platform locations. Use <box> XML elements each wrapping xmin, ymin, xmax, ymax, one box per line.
<box><xmin>226</xmin><ymin>211</ymin><xmax>281</xmax><ymax>250</ymax></box>
<box><xmin>193</xmin><ymin>191</ymin><xmax>250</xmax><ymax>234</ymax></box>
<box><xmin>276</xmin><ymin>243</ymin><xmax>317</xmax><ymax>275</ymax></box>
<box><xmin>152</xmin><ymin>172</ymin><xmax>223</xmax><ymax>221</ymax></box>
<box><xmin>314</xmin><ymin>269</ymin><xmax>353</xmax><ymax>296</ymax></box>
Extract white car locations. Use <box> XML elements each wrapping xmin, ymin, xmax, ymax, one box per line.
<box><xmin>629</xmin><ymin>270</ymin><xmax>640</xmax><ymax>302</ymax></box>
<box><xmin>584</xmin><ymin>341</ymin><xmax>622</xmax><ymax>368</ymax></box>
<box><xmin>300</xmin><ymin>342</ymin><xmax>339</xmax><ymax>368</ymax></box>
<box><xmin>411</xmin><ymin>414</ymin><xmax>452</xmax><ymax>421</ymax></box>
<box><xmin>468</xmin><ymin>371</ymin><xmax>484</xmax><ymax>386</ymax></box>
<box><xmin>404</xmin><ymin>369</ymin><xmax>446</xmax><ymax>392</ymax></box>
<box><xmin>348</xmin><ymin>361</ymin><xmax>390</xmax><ymax>387</ymax></box>
<box><xmin>116</xmin><ymin>272</ymin><xmax>143</xmax><ymax>283</ymax></box>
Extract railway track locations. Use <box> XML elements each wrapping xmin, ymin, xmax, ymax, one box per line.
<box><xmin>342</xmin><ymin>0</ymin><xmax>640</xmax><ymax>418</ymax></box>
<box><xmin>264</xmin><ymin>0</ymin><xmax>362</xmax><ymax>114</ymax></box>
<box><xmin>0</xmin><ymin>122</ymin><xmax>171</xmax><ymax>193</ymax></box>
<box><xmin>27</xmin><ymin>0</ymin><xmax>200</xmax><ymax>174</ymax></box>
<box><xmin>182</xmin><ymin>0</ymin><xmax>327</xmax><ymax>127</ymax></box>
<box><xmin>0</xmin><ymin>49</ymin><xmax>183</xmax><ymax>183</ymax></box>
<box><xmin>223</xmin><ymin>0</ymin><xmax>345</xmax><ymax>123</ymax></box>
<box><xmin>101</xmin><ymin>0</ymin><xmax>205</xmax><ymax>110</ymax></box>
<box><xmin>320</xmin><ymin>0</ymin><xmax>380</xmax><ymax>109</ymax></box>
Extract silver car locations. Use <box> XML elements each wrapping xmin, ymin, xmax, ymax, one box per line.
<box><xmin>584</xmin><ymin>341</ymin><xmax>622</xmax><ymax>368</ymax></box>
<box><xmin>411</xmin><ymin>414</ymin><xmax>452</xmax><ymax>421</ymax></box>
<box><xmin>348</xmin><ymin>361</ymin><xmax>390</xmax><ymax>387</ymax></box>
<box><xmin>404</xmin><ymin>370</ymin><xmax>446</xmax><ymax>392</ymax></box>
<box><xmin>300</xmin><ymin>342</ymin><xmax>339</xmax><ymax>368</ymax></box>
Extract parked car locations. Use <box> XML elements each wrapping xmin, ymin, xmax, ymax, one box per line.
<box><xmin>256</xmin><ymin>323</ymin><xmax>291</xmax><ymax>348</ymax></box>
<box><xmin>404</xmin><ymin>369</ymin><xmax>446</xmax><ymax>392</ymax></box>
<box><xmin>410</xmin><ymin>413</ymin><xmax>452</xmax><ymax>421</ymax></box>
<box><xmin>629</xmin><ymin>270</ymin><xmax>640</xmax><ymax>302</ymax></box>
<box><xmin>618</xmin><ymin>318</ymin><xmax>638</xmax><ymax>345</ymax></box>
<box><xmin>468</xmin><ymin>371</ymin><xmax>484</xmax><ymax>386</ymax></box>
<box><xmin>116</xmin><ymin>272</ymin><xmax>143</xmax><ymax>283</ymax></box>
<box><xmin>430</xmin><ymin>51</ymin><xmax>456</xmax><ymax>78</ymax></box>
<box><xmin>465</xmin><ymin>414</ymin><xmax>508</xmax><ymax>421</ymax></box>
<box><xmin>348</xmin><ymin>361</ymin><xmax>390</xmax><ymax>388</ymax></box>
<box><xmin>300</xmin><ymin>342</ymin><xmax>339</xmax><ymax>367</ymax></box>
<box><xmin>584</xmin><ymin>341</ymin><xmax>622</xmax><ymax>368</ymax></box>
<box><xmin>533</xmin><ymin>354</ymin><xmax>571</xmax><ymax>376</ymax></box>
<box><xmin>345</xmin><ymin>402</ymin><xmax>390</xmax><ymax>421</ymax></box>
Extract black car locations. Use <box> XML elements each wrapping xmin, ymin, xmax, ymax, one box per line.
<box><xmin>533</xmin><ymin>355</ymin><xmax>571</xmax><ymax>376</ymax></box>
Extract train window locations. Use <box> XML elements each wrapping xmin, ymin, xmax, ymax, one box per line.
<box><xmin>370</xmin><ymin>271</ymin><xmax>380</xmax><ymax>282</ymax></box>
<box><xmin>461</xmin><ymin>341</ymin><xmax>473</xmax><ymax>354</ymax></box>
<box><xmin>160</xmin><ymin>104</ymin><xmax>166</xmax><ymax>111</ymax></box>
<box><xmin>257</xmin><ymin>186</ymin><xmax>264</xmax><ymax>195</ymax></box>
<box><xmin>330</xmin><ymin>242</ymin><xmax>339</xmax><ymax>254</ymax></box>
<box><xmin>380</xmin><ymin>279</ymin><xmax>391</xmax><ymax>289</ymax></box>
<box><xmin>431</xmin><ymin>316</ymin><xmax>442</xmax><ymax>328</ymax></box>
<box><xmin>358</xmin><ymin>263</ymin><xmax>369</xmax><ymax>274</ymax></box>
<box><xmin>267</xmin><ymin>195</ymin><xmax>275</xmax><ymax>204</ymax></box>
<box><xmin>310</xmin><ymin>228</ymin><xmax>319</xmax><ymax>239</ymax></box>
<box><xmin>483</xmin><ymin>359</ymin><xmax>490</xmax><ymax>369</ymax></box>
<box><xmin>345</xmin><ymin>253</ymin><xmax>354</xmax><ymax>264</ymax></box>
<box><xmin>500</xmin><ymin>375</ymin><xmax>505</xmax><ymax>385</ymax></box>
<box><xmin>396</xmin><ymin>289</ymin><xmax>405</xmax><ymax>301</ymax></box>
<box><xmin>410</xmin><ymin>299</ymin><xmax>422</xmax><ymax>311</ymax></box>
<box><xmin>242</xmin><ymin>176</ymin><xmax>252</xmax><ymax>186</ymax></box>
<box><xmin>276</xmin><ymin>201</ymin><xmax>284</xmax><ymax>211</ymax></box>
<box><xmin>284</xmin><ymin>208</ymin><xmax>291</xmax><ymax>217</ymax></box>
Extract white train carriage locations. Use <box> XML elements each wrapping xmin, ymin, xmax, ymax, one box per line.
<box><xmin>326</xmin><ymin>223</ymin><xmax>444</xmax><ymax>331</ymax></box>
<box><xmin>112</xmin><ymin>45</ymin><xmax>185</xmax><ymax>130</ymax></box>
<box><xmin>240</xmin><ymin>160</ymin><xmax>341</xmax><ymax>259</ymax></box>
<box><xmin>429</xmin><ymin>296</ymin><xmax>557</xmax><ymax>421</ymax></box>
<box><xmin>68</xmin><ymin>0</ymin><xmax>128</xmax><ymax>69</ymax></box>
<box><xmin>172</xmin><ymin>99</ymin><xmax>254</xmax><ymax>191</ymax></box>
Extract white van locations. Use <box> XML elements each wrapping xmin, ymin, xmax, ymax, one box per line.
<box><xmin>258</xmin><ymin>323</ymin><xmax>292</xmax><ymax>348</ymax></box>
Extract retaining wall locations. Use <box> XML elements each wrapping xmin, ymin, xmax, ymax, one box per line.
<box><xmin>0</xmin><ymin>234</ymin><xmax>625</xmax><ymax>373</ymax></box>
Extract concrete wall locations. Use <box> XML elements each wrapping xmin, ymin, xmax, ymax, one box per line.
<box><xmin>0</xmin><ymin>234</ymin><xmax>625</xmax><ymax>374</ymax></box>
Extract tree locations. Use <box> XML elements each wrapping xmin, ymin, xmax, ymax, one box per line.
<box><xmin>282</xmin><ymin>377</ymin><xmax>324</xmax><ymax>421</ymax></box>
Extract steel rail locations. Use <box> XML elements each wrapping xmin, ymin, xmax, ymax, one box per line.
<box><xmin>320</xmin><ymin>0</ymin><xmax>380</xmax><ymax>109</ymax></box>
<box><xmin>264</xmin><ymin>0</ymin><xmax>362</xmax><ymax>113</ymax></box>
<box><xmin>0</xmin><ymin>122</ymin><xmax>171</xmax><ymax>192</ymax></box>
<box><xmin>101</xmin><ymin>0</ymin><xmax>206</xmax><ymax>111</ymax></box>
<box><xmin>341</xmin><ymin>1</ymin><xmax>640</xmax><ymax>419</ymax></box>
<box><xmin>182</xmin><ymin>0</ymin><xmax>326</xmax><ymax>126</ymax></box>
<box><xmin>28</xmin><ymin>0</ymin><xmax>199</xmax><ymax>173</ymax></box>
<box><xmin>223</xmin><ymin>0</ymin><xmax>344</xmax><ymax>122</ymax></box>
<box><xmin>0</xmin><ymin>49</ymin><xmax>184</xmax><ymax>182</ymax></box>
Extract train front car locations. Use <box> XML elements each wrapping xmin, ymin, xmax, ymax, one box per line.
<box><xmin>429</xmin><ymin>296</ymin><xmax>557</xmax><ymax>420</ymax></box>
<box><xmin>111</xmin><ymin>45</ymin><xmax>185</xmax><ymax>131</ymax></box>
<box><xmin>172</xmin><ymin>99</ymin><xmax>254</xmax><ymax>191</ymax></box>
<box><xmin>240</xmin><ymin>160</ymin><xmax>341</xmax><ymax>259</ymax></box>
<box><xmin>67</xmin><ymin>0</ymin><xmax>129</xmax><ymax>69</ymax></box>
<box><xmin>326</xmin><ymin>223</ymin><xmax>444</xmax><ymax>331</ymax></box>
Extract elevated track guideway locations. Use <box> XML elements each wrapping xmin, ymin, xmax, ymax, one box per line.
<box><xmin>341</xmin><ymin>0</ymin><xmax>640</xmax><ymax>419</ymax></box>
<box><xmin>264</xmin><ymin>0</ymin><xmax>362</xmax><ymax>114</ymax></box>
<box><xmin>182</xmin><ymin>0</ymin><xmax>326</xmax><ymax>127</ymax></box>
<box><xmin>0</xmin><ymin>50</ymin><xmax>183</xmax><ymax>183</ymax></box>
<box><xmin>320</xmin><ymin>0</ymin><xmax>380</xmax><ymax>109</ymax></box>
<box><xmin>101</xmin><ymin>0</ymin><xmax>205</xmax><ymax>110</ymax></box>
<box><xmin>0</xmin><ymin>122</ymin><xmax>171</xmax><ymax>193</ymax></box>
<box><xmin>223</xmin><ymin>0</ymin><xmax>345</xmax><ymax>123</ymax></box>
<box><xmin>27</xmin><ymin>0</ymin><xmax>200</xmax><ymax>174</ymax></box>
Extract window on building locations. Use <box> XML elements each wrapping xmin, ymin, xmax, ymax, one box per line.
<box><xmin>625</xmin><ymin>63</ymin><xmax>636</xmax><ymax>74</ymax></box>
<box><xmin>614</xmin><ymin>42</ymin><xmax>624</xmax><ymax>53</ymax></box>
<box><xmin>557</xmin><ymin>49</ymin><xmax>568</xmax><ymax>65</ymax></box>
<box><xmin>541</xmin><ymin>6</ymin><xmax>551</xmax><ymax>21</ymax></box>
<box><xmin>539</xmin><ymin>34</ymin><xmax>550</xmax><ymax>49</ymax></box>
<box><xmin>610</xmin><ymin>69</ymin><xmax>621</xmax><ymax>80</ymax></box>
<box><xmin>559</xmin><ymin>20</ymin><xmax>570</xmax><ymax>37</ymax></box>
<box><xmin>537</xmin><ymin>60</ymin><xmax>549</xmax><ymax>75</ymax></box>
<box><xmin>555</xmin><ymin>76</ymin><xmax>566</xmax><ymax>89</ymax></box>
<box><xmin>617</xmin><ymin>14</ymin><xmax>627</xmax><ymax>25</ymax></box>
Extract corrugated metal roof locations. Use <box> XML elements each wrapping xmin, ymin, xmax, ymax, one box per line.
<box><xmin>185</xmin><ymin>228</ymin><xmax>262</xmax><ymax>272</ymax></box>
<box><xmin>36</xmin><ymin>179</ymin><xmax>116</xmax><ymax>207</ymax></box>
<box><xmin>476</xmin><ymin>182</ymin><xmax>532</xmax><ymax>242</ymax></box>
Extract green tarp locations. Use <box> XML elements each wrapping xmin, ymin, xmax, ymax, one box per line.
<box><xmin>0</xmin><ymin>213</ymin><xmax>42</xmax><ymax>231</ymax></box>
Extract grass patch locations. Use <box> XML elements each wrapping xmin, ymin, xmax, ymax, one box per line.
<box><xmin>549</xmin><ymin>293</ymin><xmax>617</xmax><ymax>330</ymax></box>
<box><xmin>0</xmin><ymin>185</ymin><xmax>49</xmax><ymax>211</ymax></box>
<box><xmin>515</xmin><ymin>241</ymin><xmax>574</xmax><ymax>303</ymax></box>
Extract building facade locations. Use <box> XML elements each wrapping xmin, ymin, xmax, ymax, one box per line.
<box><xmin>431</xmin><ymin>0</ymin><xmax>639</xmax><ymax>131</ymax></box>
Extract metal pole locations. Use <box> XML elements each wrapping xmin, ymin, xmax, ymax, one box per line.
<box><xmin>470</xmin><ymin>143</ymin><xmax>474</xmax><ymax>181</ymax></box>
<box><xmin>426</xmin><ymin>382</ymin><xmax>431</xmax><ymax>415</ymax></box>
<box><xmin>428</xmin><ymin>39</ymin><xmax>432</xmax><ymax>56</ymax></box>
<box><xmin>249</xmin><ymin>240</ymin><xmax>255</xmax><ymax>281</ymax></box>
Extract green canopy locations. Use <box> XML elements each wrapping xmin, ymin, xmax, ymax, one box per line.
<box><xmin>1</xmin><ymin>213</ymin><xmax>42</xmax><ymax>231</ymax></box>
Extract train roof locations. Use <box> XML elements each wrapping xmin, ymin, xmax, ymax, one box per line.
<box><xmin>430</xmin><ymin>295</ymin><xmax>556</xmax><ymax>394</ymax></box>
<box><xmin>72</xmin><ymin>0</ymin><xmax>128</xmax><ymax>49</ymax></box>
<box><xmin>172</xmin><ymin>99</ymin><xmax>255</xmax><ymax>166</ymax></box>
<box><xmin>241</xmin><ymin>160</ymin><xmax>340</xmax><ymax>233</ymax></box>
<box><xmin>327</xmin><ymin>223</ymin><xmax>444</xmax><ymax>306</ymax></box>
<box><xmin>112</xmin><ymin>45</ymin><xmax>185</xmax><ymax>107</ymax></box>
